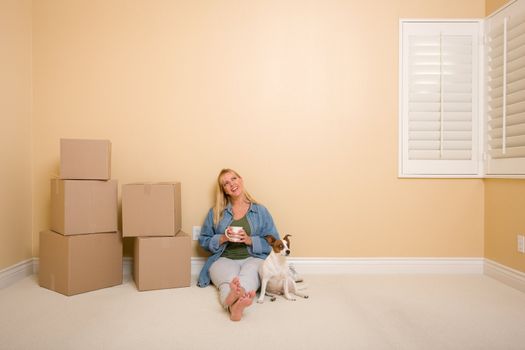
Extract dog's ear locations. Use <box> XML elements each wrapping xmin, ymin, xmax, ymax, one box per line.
<box><xmin>283</xmin><ymin>234</ymin><xmax>291</xmax><ymax>248</ymax></box>
<box><xmin>264</xmin><ymin>235</ymin><xmax>276</xmax><ymax>245</ymax></box>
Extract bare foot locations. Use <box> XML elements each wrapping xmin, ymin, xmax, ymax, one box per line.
<box><xmin>229</xmin><ymin>290</ymin><xmax>256</xmax><ymax>321</ymax></box>
<box><xmin>224</xmin><ymin>277</ymin><xmax>242</xmax><ymax>307</ymax></box>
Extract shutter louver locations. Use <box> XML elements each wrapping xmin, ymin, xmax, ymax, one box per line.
<box><xmin>408</xmin><ymin>35</ymin><xmax>473</xmax><ymax>161</ymax></box>
<box><xmin>486</xmin><ymin>1</ymin><xmax>525</xmax><ymax>175</ymax></box>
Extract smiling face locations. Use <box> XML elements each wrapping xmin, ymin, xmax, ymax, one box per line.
<box><xmin>220</xmin><ymin>171</ymin><xmax>245</xmax><ymax>199</ymax></box>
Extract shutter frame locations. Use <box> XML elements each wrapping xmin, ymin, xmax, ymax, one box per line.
<box><xmin>399</xmin><ymin>20</ymin><xmax>482</xmax><ymax>177</ymax></box>
<box><xmin>485</xmin><ymin>0</ymin><xmax>525</xmax><ymax>175</ymax></box>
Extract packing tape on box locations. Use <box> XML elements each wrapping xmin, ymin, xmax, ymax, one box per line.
<box><xmin>52</xmin><ymin>178</ymin><xmax>60</xmax><ymax>195</ymax></box>
<box><xmin>89</xmin><ymin>182</ymin><xmax>96</xmax><ymax>232</ymax></box>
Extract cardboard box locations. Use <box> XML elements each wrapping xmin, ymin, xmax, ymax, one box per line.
<box><xmin>38</xmin><ymin>230</ymin><xmax>123</xmax><ymax>296</ymax></box>
<box><xmin>51</xmin><ymin>179</ymin><xmax>118</xmax><ymax>235</ymax></box>
<box><xmin>134</xmin><ymin>232</ymin><xmax>191</xmax><ymax>291</ymax></box>
<box><xmin>122</xmin><ymin>182</ymin><xmax>181</xmax><ymax>237</ymax></box>
<box><xmin>60</xmin><ymin>138</ymin><xmax>111</xmax><ymax>180</ymax></box>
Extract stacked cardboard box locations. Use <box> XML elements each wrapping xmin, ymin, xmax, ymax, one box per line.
<box><xmin>122</xmin><ymin>182</ymin><xmax>191</xmax><ymax>291</ymax></box>
<box><xmin>39</xmin><ymin>139</ymin><xmax>123</xmax><ymax>296</ymax></box>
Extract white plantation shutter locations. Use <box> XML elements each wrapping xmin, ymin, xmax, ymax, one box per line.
<box><xmin>400</xmin><ymin>21</ymin><xmax>481</xmax><ymax>177</ymax></box>
<box><xmin>486</xmin><ymin>0</ymin><xmax>525</xmax><ymax>175</ymax></box>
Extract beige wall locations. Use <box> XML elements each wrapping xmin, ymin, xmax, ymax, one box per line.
<box><xmin>0</xmin><ymin>0</ymin><xmax>33</xmax><ymax>270</ymax></box>
<box><xmin>485</xmin><ymin>180</ymin><xmax>525</xmax><ymax>272</ymax></box>
<box><xmin>30</xmin><ymin>0</ymin><xmax>485</xmax><ymax>259</ymax></box>
<box><xmin>5</xmin><ymin>0</ymin><xmax>524</xmax><ymax>275</ymax></box>
<box><xmin>486</xmin><ymin>0</ymin><xmax>511</xmax><ymax>15</ymax></box>
<box><xmin>1</xmin><ymin>0</ymin><xmax>519</xmax><ymax>275</ymax></box>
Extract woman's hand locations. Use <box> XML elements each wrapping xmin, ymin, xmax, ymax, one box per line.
<box><xmin>222</xmin><ymin>227</ymin><xmax>252</xmax><ymax>245</ymax></box>
<box><xmin>219</xmin><ymin>234</ymin><xmax>229</xmax><ymax>245</ymax></box>
<box><xmin>235</xmin><ymin>229</ymin><xmax>252</xmax><ymax>246</ymax></box>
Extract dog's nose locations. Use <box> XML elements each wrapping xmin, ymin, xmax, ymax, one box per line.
<box><xmin>285</xmin><ymin>250</ymin><xmax>290</xmax><ymax>255</ymax></box>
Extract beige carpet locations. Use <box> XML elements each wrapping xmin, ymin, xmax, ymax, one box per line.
<box><xmin>1</xmin><ymin>274</ymin><xmax>525</xmax><ymax>350</ymax></box>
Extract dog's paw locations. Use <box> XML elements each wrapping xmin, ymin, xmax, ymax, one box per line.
<box><xmin>256</xmin><ymin>299</ymin><xmax>264</xmax><ymax>304</ymax></box>
<box><xmin>270</xmin><ymin>296</ymin><xmax>276</xmax><ymax>302</ymax></box>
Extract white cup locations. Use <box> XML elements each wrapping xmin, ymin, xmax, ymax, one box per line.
<box><xmin>225</xmin><ymin>226</ymin><xmax>243</xmax><ymax>242</ymax></box>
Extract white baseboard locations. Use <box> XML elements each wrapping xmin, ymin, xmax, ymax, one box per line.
<box><xmin>6</xmin><ymin>257</ymin><xmax>524</xmax><ymax>295</ymax></box>
<box><xmin>123</xmin><ymin>256</ymin><xmax>132</xmax><ymax>276</ymax></box>
<box><xmin>289</xmin><ymin>257</ymin><xmax>484</xmax><ymax>274</ymax></box>
<box><xmin>34</xmin><ymin>257</ymin><xmax>487</xmax><ymax>277</ymax></box>
<box><xmin>484</xmin><ymin>259</ymin><xmax>525</xmax><ymax>293</ymax></box>
<box><xmin>188</xmin><ymin>257</ymin><xmax>484</xmax><ymax>275</ymax></box>
<box><xmin>4</xmin><ymin>257</ymin><xmax>524</xmax><ymax>295</ymax></box>
<box><xmin>0</xmin><ymin>258</ymin><xmax>36</xmax><ymax>289</ymax></box>
<box><xmin>0</xmin><ymin>256</ymin><xmax>487</xmax><ymax>289</ymax></box>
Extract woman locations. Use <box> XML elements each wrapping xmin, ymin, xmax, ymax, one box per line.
<box><xmin>197</xmin><ymin>168</ymin><xmax>280</xmax><ymax>321</ymax></box>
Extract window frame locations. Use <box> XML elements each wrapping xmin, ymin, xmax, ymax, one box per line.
<box><xmin>398</xmin><ymin>19</ymin><xmax>484</xmax><ymax>178</ymax></box>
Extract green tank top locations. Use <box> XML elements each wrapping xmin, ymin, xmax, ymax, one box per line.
<box><xmin>221</xmin><ymin>215</ymin><xmax>251</xmax><ymax>260</ymax></box>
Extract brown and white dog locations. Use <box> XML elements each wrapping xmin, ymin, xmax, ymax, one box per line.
<box><xmin>257</xmin><ymin>234</ymin><xmax>308</xmax><ymax>303</ymax></box>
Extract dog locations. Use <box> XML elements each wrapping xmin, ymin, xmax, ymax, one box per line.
<box><xmin>257</xmin><ymin>234</ymin><xmax>308</xmax><ymax>303</ymax></box>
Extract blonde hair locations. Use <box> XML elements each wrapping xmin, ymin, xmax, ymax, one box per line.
<box><xmin>213</xmin><ymin>168</ymin><xmax>257</xmax><ymax>227</ymax></box>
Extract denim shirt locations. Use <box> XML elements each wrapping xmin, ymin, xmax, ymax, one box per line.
<box><xmin>197</xmin><ymin>203</ymin><xmax>280</xmax><ymax>287</ymax></box>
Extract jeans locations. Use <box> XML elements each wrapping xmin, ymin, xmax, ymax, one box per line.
<box><xmin>209</xmin><ymin>257</ymin><xmax>263</xmax><ymax>308</ymax></box>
